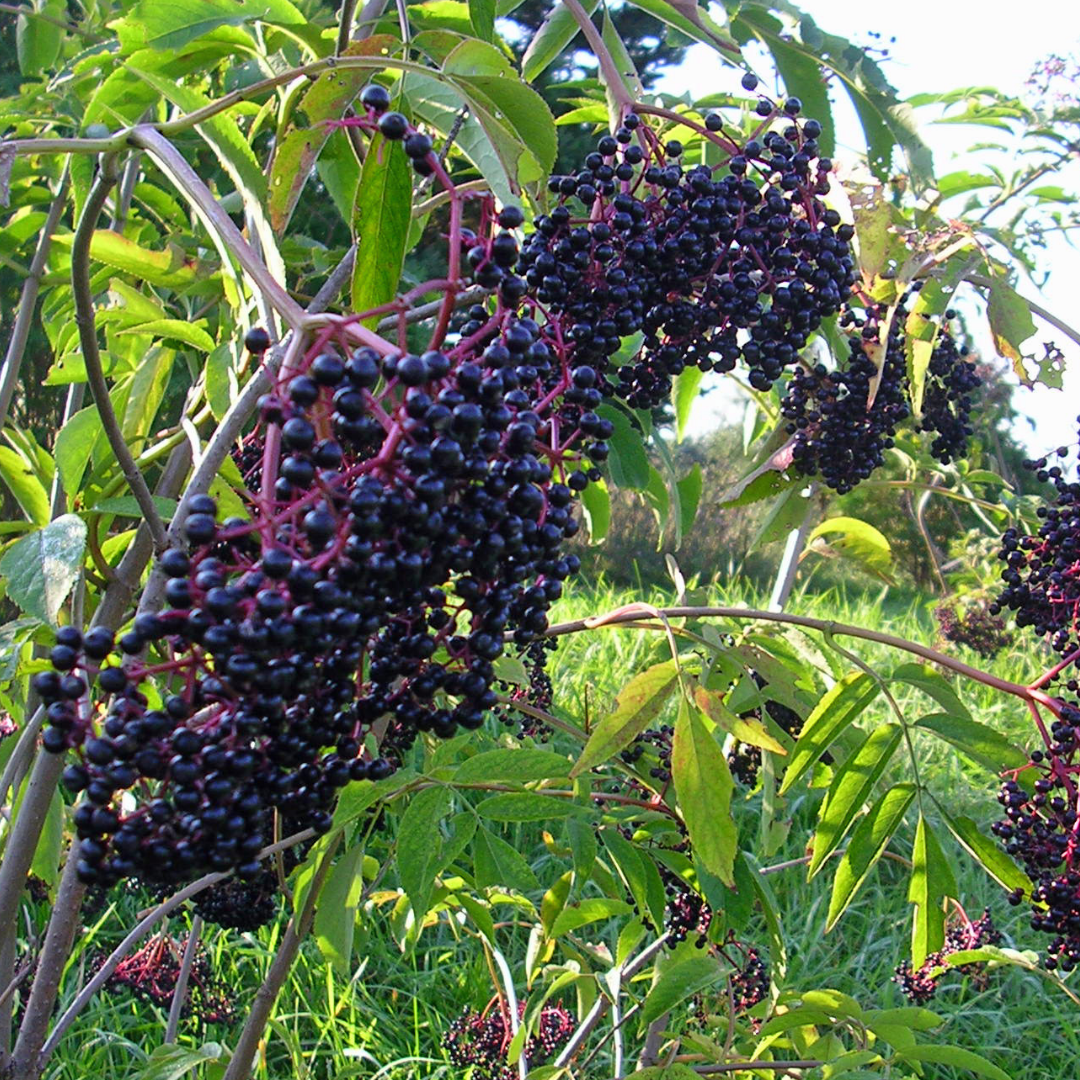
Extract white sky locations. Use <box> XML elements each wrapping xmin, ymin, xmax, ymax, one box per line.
<box><xmin>659</xmin><ymin>1</ymin><xmax>1080</xmax><ymax>454</ymax></box>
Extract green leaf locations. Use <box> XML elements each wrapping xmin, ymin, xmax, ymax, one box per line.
<box><xmin>908</xmin><ymin>813</ymin><xmax>956</xmax><ymax>968</ymax></box>
<box><xmin>550</xmin><ymin>897</ymin><xmax>633</xmax><ymax>937</ymax></box>
<box><xmin>398</xmin><ymin>786</ymin><xmax>453</xmax><ymax>919</ymax></box>
<box><xmin>521</xmin><ymin>0</ymin><xmax>599</xmax><ymax>82</ymax></box>
<box><xmin>619</xmin><ymin>1067</ymin><xmax>700</xmax><ymax>1080</ymax></box>
<box><xmin>314</xmin><ymin>842</ymin><xmax>366</xmax><ymax>971</ymax></box>
<box><xmin>351</xmin><ymin>133</ymin><xmax>413</xmax><ymax>327</ymax></box>
<box><xmin>603</xmin><ymin>828</ymin><xmax>666</xmax><ymax>932</ymax></box>
<box><xmin>809</xmin><ymin>723</ymin><xmax>902</xmax><ymax>877</ymax></box>
<box><xmin>568</xmin><ymin>815</ymin><xmax>598</xmax><ymax>890</ymax></box>
<box><xmin>580</xmin><ymin>477</ymin><xmax>611</xmax><ymax>542</ymax></box>
<box><xmin>597</xmin><ymin>405</ymin><xmax>650</xmax><ymax>491</ymax></box>
<box><xmin>781</xmin><ymin>672</ymin><xmax>879</xmax><ymax>795</ymax></box>
<box><xmin>117</xmin><ymin>319</ymin><xmax>215</xmax><ymax>353</ymax></box>
<box><xmin>53</xmin><ymin>406</ymin><xmax>103</xmax><ymax>506</ymax></box>
<box><xmin>827</xmin><ymin>782</ymin><xmax>916</xmax><ymax>930</ymax></box>
<box><xmin>0</xmin><ymin>446</ymin><xmax>50</xmax><ymax>526</ymax></box>
<box><xmin>899</xmin><ymin>1044</ymin><xmax>1010</xmax><ymax>1080</ymax></box>
<box><xmin>890</xmin><ymin>663</ymin><xmax>971</xmax><ymax>720</ymax></box>
<box><xmin>623</xmin><ymin>0</ymin><xmax>739</xmax><ymax>58</ymax></box>
<box><xmin>676</xmin><ymin>464</ymin><xmax>702</xmax><ymax>540</ymax></box>
<box><xmin>475</xmin><ymin>793</ymin><xmax>585</xmax><ymax>822</ymax></box>
<box><xmin>16</xmin><ymin>0</ymin><xmax>65</xmax><ymax>77</ymax></box>
<box><xmin>943</xmin><ymin>813</ymin><xmax>1032</xmax><ymax>896</ymax></box>
<box><xmin>472</xmin><ymin>825</ymin><xmax>540</xmax><ymax>893</ymax></box>
<box><xmin>641</xmin><ymin>954</ymin><xmax>723</xmax><ymax>1026</ymax></box>
<box><xmin>138</xmin><ymin>1042</ymin><xmax>229</xmax><ymax>1080</ymax></box>
<box><xmin>571</xmin><ymin>660</ymin><xmax>679</xmax><ymax>777</ymax></box>
<box><xmin>0</xmin><ymin>515</ymin><xmax>87</xmax><ymax>625</ymax></box>
<box><xmin>89</xmin><ymin>496</ymin><xmax>178</xmax><ymax>519</ymax></box>
<box><xmin>468</xmin><ymin>0</ymin><xmax>495</xmax><ymax>41</ymax></box>
<box><xmin>673</xmin><ymin>699</ymin><xmax>737</xmax><ymax>886</ymax></box>
<box><xmin>807</xmin><ymin>516</ymin><xmax>892</xmax><ymax>575</ymax></box>
<box><xmin>695</xmin><ymin>684</ymin><xmax>787</xmax><ymax>755</ymax></box>
<box><xmin>864</xmin><ymin>1005</ymin><xmax>942</xmax><ymax>1032</ymax></box>
<box><xmin>113</xmin><ymin>0</ymin><xmax>306</xmax><ymax>53</ymax></box>
<box><xmin>52</xmin><ymin>231</ymin><xmax>198</xmax><ymax>289</ymax></box>
<box><xmin>915</xmin><ymin>713</ymin><xmax>1027</xmax><ymax>774</ymax></box>
<box><xmin>268</xmin><ymin>37</ymin><xmax>398</xmax><ymax>233</ymax></box>
<box><xmin>986</xmin><ymin>276</ymin><xmax>1038</xmax><ymax>385</ymax></box>
<box><xmin>454</xmin><ymin>748</ymin><xmax>571</xmax><ymax>784</ymax></box>
<box><xmin>672</xmin><ymin>367</ymin><xmax>703</xmax><ymax>443</ymax></box>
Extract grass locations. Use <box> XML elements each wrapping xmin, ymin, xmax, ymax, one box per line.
<box><xmin>17</xmin><ymin>576</ymin><xmax>1078</xmax><ymax>1080</ymax></box>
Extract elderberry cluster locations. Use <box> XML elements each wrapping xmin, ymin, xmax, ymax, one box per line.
<box><xmin>894</xmin><ymin>907</ymin><xmax>1001</xmax><ymax>1003</ymax></box>
<box><xmin>518</xmin><ymin>99</ymin><xmax>855</xmax><ymax>408</ymax></box>
<box><xmin>102</xmin><ymin>933</ymin><xmax>233</xmax><ymax>1023</ymax></box>
<box><xmin>193</xmin><ymin>869</ymin><xmax>280</xmax><ymax>932</ymax></box>
<box><xmin>443</xmin><ymin>1001</ymin><xmax>574</xmax><ymax>1079</ymax></box>
<box><xmin>727</xmin><ymin>674</ymin><xmax>803</xmax><ymax>787</ymax></box>
<box><xmin>36</xmin><ymin>296</ymin><xmax>610</xmax><ymax>887</ymax></box>
<box><xmin>920</xmin><ymin>325</ymin><xmax>982</xmax><ymax>464</ymax></box>
<box><xmin>782</xmin><ymin>305</ymin><xmax>910</xmax><ymax>493</ymax></box>
<box><xmin>934</xmin><ymin>599</ymin><xmax>1011</xmax><ymax>659</ymax></box>
<box><xmin>994</xmin><ymin>432</ymin><xmax>1080</xmax><ymax>661</ymax></box>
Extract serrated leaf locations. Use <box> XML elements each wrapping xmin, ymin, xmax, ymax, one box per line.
<box><xmin>781</xmin><ymin>672</ymin><xmax>879</xmax><ymax>795</ymax></box>
<box><xmin>695</xmin><ymin>685</ymin><xmax>786</xmax><ymax>754</ymax></box>
<box><xmin>112</xmin><ymin>0</ymin><xmax>306</xmax><ymax>53</ymax></box>
<box><xmin>673</xmin><ymin>699</ymin><xmax>737</xmax><ymax>886</ymax></box>
<box><xmin>987</xmin><ymin>276</ymin><xmax>1038</xmax><ymax>383</ymax></box>
<box><xmin>455</xmin><ymin>748</ymin><xmax>570</xmax><ymax>784</ymax></box>
<box><xmin>603</xmin><ymin>828</ymin><xmax>666</xmax><ymax>932</ymax></box>
<box><xmin>809</xmin><ymin>723</ymin><xmax>902</xmax><ymax>877</ymax></box>
<box><xmin>521</xmin><ymin>0</ymin><xmax>599</xmax><ymax>82</ymax></box>
<box><xmin>827</xmin><ymin>782</ymin><xmax>916</xmax><ymax>930</ymax></box>
<box><xmin>915</xmin><ymin>713</ymin><xmax>1027</xmax><ymax>774</ymax></box>
<box><xmin>641</xmin><ymin>954</ymin><xmax>723</xmax><ymax>1026</ymax></box>
<box><xmin>598</xmin><ymin>405</ymin><xmax>650</xmax><ymax>490</ymax></box>
<box><xmin>397</xmin><ymin>786</ymin><xmax>453</xmax><ymax>919</ymax></box>
<box><xmin>550</xmin><ymin>897</ymin><xmax>633</xmax><ymax>937</ymax></box>
<box><xmin>53</xmin><ymin>406</ymin><xmax>103</xmax><ymax>506</ymax></box>
<box><xmin>807</xmin><ymin>516</ymin><xmax>892</xmax><ymax>575</ymax></box>
<box><xmin>472</xmin><ymin>825</ymin><xmax>540</xmax><ymax>893</ymax></box>
<box><xmin>0</xmin><ymin>515</ymin><xmax>87</xmax><ymax>625</ymax></box>
<box><xmin>899</xmin><ymin>1044</ymin><xmax>1010</xmax><ymax>1080</ymax></box>
<box><xmin>676</xmin><ymin>463</ymin><xmax>702</xmax><ymax>540</ymax></box>
<box><xmin>88</xmin><ymin>496</ymin><xmax>178</xmax><ymax>519</ymax></box>
<box><xmin>672</xmin><ymin>366</ymin><xmax>703</xmax><ymax>443</ymax></box>
<box><xmin>16</xmin><ymin>0</ymin><xmax>64</xmax><ymax>77</ymax></box>
<box><xmin>138</xmin><ymin>1041</ymin><xmax>229</xmax><ymax>1080</ymax></box>
<box><xmin>468</xmin><ymin>0</ymin><xmax>495</xmax><ymax>40</ymax></box>
<box><xmin>580</xmin><ymin>476</ymin><xmax>610</xmax><ymax>542</ymax></box>
<box><xmin>314</xmin><ymin>842</ymin><xmax>365</xmax><ymax>971</ymax></box>
<box><xmin>52</xmin><ymin>231</ymin><xmax>198</xmax><ymax>288</ymax></box>
<box><xmin>570</xmin><ymin>660</ymin><xmax>679</xmax><ymax>776</ymax></box>
<box><xmin>943</xmin><ymin>813</ymin><xmax>1032</xmax><ymax>896</ymax></box>
<box><xmin>908</xmin><ymin>813</ymin><xmax>956</xmax><ymax>968</ymax></box>
<box><xmin>351</xmin><ymin>133</ymin><xmax>413</xmax><ymax>327</ymax></box>
<box><xmin>890</xmin><ymin>663</ymin><xmax>971</xmax><ymax>719</ymax></box>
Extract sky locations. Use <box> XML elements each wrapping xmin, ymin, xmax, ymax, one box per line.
<box><xmin>658</xmin><ymin>1</ymin><xmax>1080</xmax><ymax>454</ymax></box>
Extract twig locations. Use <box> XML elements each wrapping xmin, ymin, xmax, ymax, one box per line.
<box><xmin>127</xmin><ymin>127</ymin><xmax>306</xmax><ymax>329</ymax></box>
<box><xmin>561</xmin><ymin>0</ymin><xmax>636</xmax><ymax>115</ymax></box>
<box><xmin>220</xmin><ymin>835</ymin><xmax>340</xmax><ymax>1080</ymax></box>
<box><xmin>336</xmin><ymin>0</ymin><xmax>359</xmax><ymax>53</ymax></box>
<box><xmin>0</xmin><ymin>164</ymin><xmax>70</xmax><ymax>432</ymax></box>
<box><xmin>545</xmin><ymin>605</ymin><xmax>1043</xmax><ymax>704</ymax></box>
<box><xmin>39</xmin><ymin>828</ymin><xmax>315</xmax><ymax>1064</ymax></box>
<box><xmin>554</xmin><ymin>934</ymin><xmax>670</xmax><ymax>1068</ymax></box>
<box><xmin>71</xmin><ymin>153</ymin><xmax>168</xmax><ymax>553</ymax></box>
<box><xmin>310</xmin><ymin>244</ymin><xmax>357</xmax><ymax>314</ymax></box>
<box><xmin>164</xmin><ymin>915</ymin><xmax>203</xmax><ymax>1044</ymax></box>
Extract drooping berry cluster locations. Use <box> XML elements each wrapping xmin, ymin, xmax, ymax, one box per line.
<box><xmin>520</xmin><ymin>98</ymin><xmax>856</xmax><ymax>408</ymax></box>
<box><xmin>443</xmin><ymin>1000</ymin><xmax>574</xmax><ymax>1079</ymax></box>
<box><xmin>920</xmin><ymin>325</ymin><xmax>982</xmax><ymax>464</ymax></box>
<box><xmin>193</xmin><ymin>869</ymin><xmax>280</xmax><ymax>932</ymax></box>
<box><xmin>496</xmin><ymin>638</ymin><xmax>557</xmax><ymax>740</ymax></box>
<box><xmin>994</xmin><ymin>433</ymin><xmax>1080</xmax><ymax>662</ymax></box>
<box><xmin>894</xmin><ymin>907</ymin><xmax>1001</xmax><ymax>1002</ymax></box>
<box><xmin>620</xmin><ymin>724</ymin><xmax>674</xmax><ymax>785</ymax></box>
<box><xmin>934</xmin><ymin>599</ymin><xmax>1011</xmax><ymax>659</ymax></box>
<box><xmin>782</xmin><ymin>304</ymin><xmax>910</xmax><ymax>493</ymax></box>
<box><xmin>102</xmin><ymin>932</ymin><xmax>233</xmax><ymax>1023</ymax></box>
